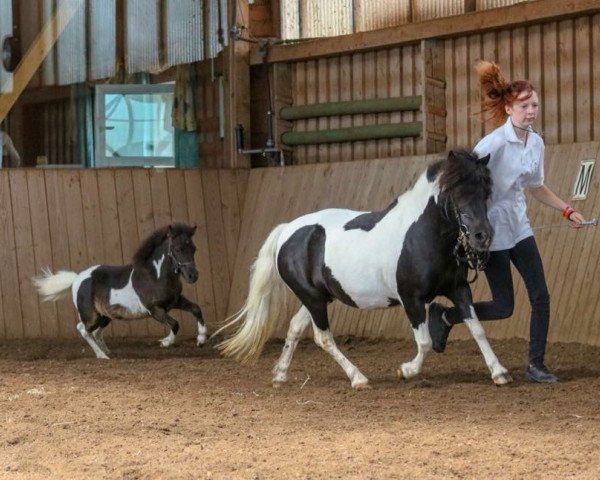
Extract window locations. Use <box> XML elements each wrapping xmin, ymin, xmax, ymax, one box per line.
<box><xmin>94</xmin><ymin>83</ymin><xmax>175</xmax><ymax>167</ymax></box>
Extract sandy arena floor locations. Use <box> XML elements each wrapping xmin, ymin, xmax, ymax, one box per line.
<box><xmin>1</xmin><ymin>336</ymin><xmax>599</xmax><ymax>479</ymax></box>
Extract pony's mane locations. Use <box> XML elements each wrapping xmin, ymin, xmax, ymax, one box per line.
<box><xmin>133</xmin><ymin>223</ymin><xmax>195</xmax><ymax>265</ymax></box>
<box><xmin>437</xmin><ymin>150</ymin><xmax>492</xmax><ymax>199</ymax></box>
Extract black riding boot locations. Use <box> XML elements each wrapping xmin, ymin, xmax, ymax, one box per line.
<box><xmin>428</xmin><ymin>302</ymin><xmax>452</xmax><ymax>353</ymax></box>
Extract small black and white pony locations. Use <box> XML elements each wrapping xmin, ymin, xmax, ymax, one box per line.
<box><xmin>33</xmin><ymin>223</ymin><xmax>206</xmax><ymax>359</ymax></box>
<box><xmin>215</xmin><ymin>150</ymin><xmax>512</xmax><ymax>388</ymax></box>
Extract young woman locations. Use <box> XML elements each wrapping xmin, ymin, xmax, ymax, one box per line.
<box><xmin>428</xmin><ymin>61</ymin><xmax>585</xmax><ymax>383</ymax></box>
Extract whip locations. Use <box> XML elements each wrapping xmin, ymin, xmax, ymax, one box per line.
<box><xmin>533</xmin><ymin>218</ymin><xmax>597</xmax><ymax>230</ymax></box>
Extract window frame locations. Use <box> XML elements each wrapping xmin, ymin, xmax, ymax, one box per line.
<box><xmin>94</xmin><ymin>83</ymin><xmax>175</xmax><ymax>168</ymax></box>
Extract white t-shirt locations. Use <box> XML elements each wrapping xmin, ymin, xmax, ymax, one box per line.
<box><xmin>473</xmin><ymin>116</ymin><xmax>544</xmax><ymax>251</ymax></box>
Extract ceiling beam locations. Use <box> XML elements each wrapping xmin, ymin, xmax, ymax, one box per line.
<box><xmin>0</xmin><ymin>0</ymin><xmax>84</xmax><ymax>123</ymax></box>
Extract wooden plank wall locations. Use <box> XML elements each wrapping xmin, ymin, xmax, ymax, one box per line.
<box><xmin>2</xmin><ymin>142</ymin><xmax>600</xmax><ymax>345</ymax></box>
<box><xmin>0</xmin><ymin>167</ymin><xmax>247</xmax><ymax>340</ymax></box>
<box><xmin>228</xmin><ymin>142</ymin><xmax>600</xmax><ymax>346</ymax></box>
<box><xmin>280</xmin><ymin>12</ymin><xmax>599</xmax><ymax>166</ymax></box>
<box><xmin>444</xmin><ymin>13</ymin><xmax>600</xmax><ymax>149</ymax></box>
<box><xmin>291</xmin><ymin>44</ymin><xmax>422</xmax><ymax>165</ymax></box>
<box><xmin>197</xmin><ymin>63</ymin><xmax>224</xmax><ymax>168</ymax></box>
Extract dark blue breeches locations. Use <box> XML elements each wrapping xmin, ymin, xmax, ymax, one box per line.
<box><xmin>446</xmin><ymin>236</ymin><xmax>550</xmax><ymax>366</ymax></box>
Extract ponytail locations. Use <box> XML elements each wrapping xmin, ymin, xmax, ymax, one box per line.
<box><xmin>474</xmin><ymin>61</ymin><xmax>535</xmax><ymax>128</ymax></box>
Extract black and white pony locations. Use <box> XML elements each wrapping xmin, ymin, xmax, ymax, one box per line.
<box><xmin>215</xmin><ymin>151</ymin><xmax>512</xmax><ymax>388</ymax></box>
<box><xmin>33</xmin><ymin>223</ymin><xmax>206</xmax><ymax>359</ymax></box>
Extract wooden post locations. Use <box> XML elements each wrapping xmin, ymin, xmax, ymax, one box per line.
<box><xmin>272</xmin><ymin>62</ymin><xmax>293</xmax><ymax>163</ymax></box>
<box><xmin>420</xmin><ymin>39</ymin><xmax>447</xmax><ymax>154</ymax></box>
<box><xmin>0</xmin><ymin>0</ymin><xmax>83</xmax><ymax>123</ymax></box>
<box><xmin>223</xmin><ymin>0</ymin><xmax>251</xmax><ymax>169</ymax></box>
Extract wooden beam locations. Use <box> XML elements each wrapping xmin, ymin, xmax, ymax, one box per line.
<box><xmin>421</xmin><ymin>39</ymin><xmax>447</xmax><ymax>154</ymax></box>
<box><xmin>223</xmin><ymin>0</ymin><xmax>252</xmax><ymax>168</ymax></box>
<box><xmin>279</xmin><ymin>96</ymin><xmax>422</xmax><ymax>120</ymax></box>
<box><xmin>250</xmin><ymin>0</ymin><xmax>600</xmax><ymax>64</ymax></box>
<box><xmin>280</xmin><ymin>122</ymin><xmax>422</xmax><ymax>146</ymax></box>
<box><xmin>0</xmin><ymin>0</ymin><xmax>84</xmax><ymax>123</ymax></box>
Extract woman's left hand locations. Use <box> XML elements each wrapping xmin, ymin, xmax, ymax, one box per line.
<box><xmin>569</xmin><ymin>211</ymin><xmax>586</xmax><ymax>228</ymax></box>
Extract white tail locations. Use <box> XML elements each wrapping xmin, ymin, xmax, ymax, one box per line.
<box><xmin>215</xmin><ymin>223</ymin><xmax>289</xmax><ymax>363</ymax></box>
<box><xmin>32</xmin><ymin>268</ymin><xmax>78</xmax><ymax>302</ymax></box>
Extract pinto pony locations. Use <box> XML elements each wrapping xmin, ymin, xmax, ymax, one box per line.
<box><xmin>215</xmin><ymin>151</ymin><xmax>512</xmax><ymax>388</ymax></box>
<box><xmin>33</xmin><ymin>223</ymin><xmax>205</xmax><ymax>358</ymax></box>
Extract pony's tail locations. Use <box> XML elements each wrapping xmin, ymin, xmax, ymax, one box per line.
<box><xmin>32</xmin><ymin>268</ymin><xmax>78</xmax><ymax>302</ymax></box>
<box><xmin>214</xmin><ymin>223</ymin><xmax>289</xmax><ymax>364</ymax></box>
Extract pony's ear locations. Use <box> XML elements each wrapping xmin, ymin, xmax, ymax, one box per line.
<box><xmin>167</xmin><ymin>224</ymin><xmax>174</xmax><ymax>238</ymax></box>
<box><xmin>448</xmin><ymin>150</ymin><xmax>456</xmax><ymax>161</ymax></box>
<box><xmin>191</xmin><ymin>225</ymin><xmax>197</xmax><ymax>235</ymax></box>
<box><xmin>477</xmin><ymin>154</ymin><xmax>491</xmax><ymax>166</ymax></box>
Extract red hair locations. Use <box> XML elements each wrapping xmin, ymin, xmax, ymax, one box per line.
<box><xmin>474</xmin><ymin>61</ymin><xmax>535</xmax><ymax>128</ymax></box>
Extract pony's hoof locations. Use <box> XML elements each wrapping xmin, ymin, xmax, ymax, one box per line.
<box><xmin>398</xmin><ymin>363</ymin><xmax>418</xmax><ymax>379</ymax></box>
<box><xmin>272</xmin><ymin>381</ymin><xmax>285</xmax><ymax>389</ymax></box>
<box><xmin>352</xmin><ymin>382</ymin><xmax>371</xmax><ymax>390</ymax></box>
<box><xmin>493</xmin><ymin>372</ymin><xmax>513</xmax><ymax>386</ymax></box>
<box><xmin>196</xmin><ymin>335</ymin><xmax>206</xmax><ymax>346</ymax></box>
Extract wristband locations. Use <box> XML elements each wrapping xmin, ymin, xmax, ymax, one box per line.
<box><xmin>562</xmin><ymin>205</ymin><xmax>575</xmax><ymax>220</ymax></box>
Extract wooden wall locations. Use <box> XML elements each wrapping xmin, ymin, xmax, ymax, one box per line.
<box><xmin>275</xmin><ymin>10</ymin><xmax>600</xmax><ymax>165</ymax></box>
<box><xmin>2</xmin><ymin>142</ymin><xmax>600</xmax><ymax>345</ymax></box>
<box><xmin>444</xmin><ymin>13</ymin><xmax>600</xmax><ymax>149</ymax></box>
<box><xmin>0</xmin><ymin>167</ymin><xmax>247</xmax><ymax>340</ymax></box>
<box><xmin>228</xmin><ymin>142</ymin><xmax>600</xmax><ymax>346</ymax></box>
<box><xmin>197</xmin><ymin>62</ymin><xmax>225</xmax><ymax>168</ymax></box>
<box><xmin>290</xmin><ymin>44</ymin><xmax>422</xmax><ymax>165</ymax></box>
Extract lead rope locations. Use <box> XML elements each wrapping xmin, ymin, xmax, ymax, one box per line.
<box><xmin>532</xmin><ymin>218</ymin><xmax>598</xmax><ymax>230</ymax></box>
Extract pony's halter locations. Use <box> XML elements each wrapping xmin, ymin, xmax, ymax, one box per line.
<box><xmin>167</xmin><ymin>236</ymin><xmax>195</xmax><ymax>274</ymax></box>
<box><xmin>448</xmin><ymin>199</ymin><xmax>489</xmax><ymax>284</ymax></box>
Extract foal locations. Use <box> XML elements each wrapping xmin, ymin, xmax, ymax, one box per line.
<box><xmin>34</xmin><ymin>223</ymin><xmax>206</xmax><ymax>358</ymax></box>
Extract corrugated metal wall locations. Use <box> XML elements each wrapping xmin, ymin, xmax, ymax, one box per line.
<box><xmin>280</xmin><ymin>0</ymin><xmax>531</xmax><ymax>38</ymax></box>
<box><xmin>354</xmin><ymin>0</ymin><xmax>411</xmax><ymax>32</ymax></box>
<box><xmin>15</xmin><ymin>0</ymin><xmax>224</xmax><ymax>87</ymax></box>
<box><xmin>165</xmin><ymin>0</ymin><xmax>205</xmax><ymax>64</ymax></box>
<box><xmin>476</xmin><ymin>0</ymin><xmax>528</xmax><ymax>9</ymax></box>
<box><xmin>89</xmin><ymin>0</ymin><xmax>117</xmax><ymax>80</ymax></box>
<box><xmin>411</xmin><ymin>0</ymin><xmax>469</xmax><ymax>23</ymax></box>
<box><xmin>126</xmin><ymin>0</ymin><xmax>160</xmax><ymax>74</ymax></box>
